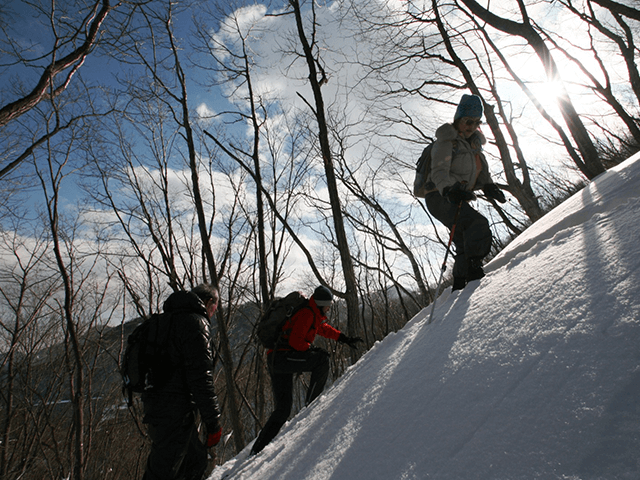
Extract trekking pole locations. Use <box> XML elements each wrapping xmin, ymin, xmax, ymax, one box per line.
<box><xmin>427</xmin><ymin>201</ymin><xmax>462</xmax><ymax>325</ymax></box>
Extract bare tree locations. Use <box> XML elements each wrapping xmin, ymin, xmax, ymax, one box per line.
<box><xmin>88</xmin><ymin>94</ymin><xmax>189</xmax><ymax>297</ymax></box>
<box><xmin>590</xmin><ymin>0</ymin><xmax>640</xmax><ymax>22</ymax></box>
<box><xmin>0</xmin><ymin>230</ymin><xmax>57</xmax><ymax>478</ymax></box>
<box><xmin>0</xmin><ymin>223</ymin><xmax>125</xmax><ymax>480</ymax></box>
<box><xmin>550</xmin><ymin>0</ymin><xmax>640</xmax><ymax>144</ymax></box>
<box><xmin>0</xmin><ymin>0</ymin><xmax>112</xmax><ymax>127</ymax></box>
<box><xmin>0</xmin><ymin>0</ymin><xmax>116</xmax><ymax>179</ymax></box>
<box><xmin>35</xmin><ymin>141</ymin><xmax>90</xmax><ymax>480</ymax></box>
<box><xmin>20</xmin><ymin>107</ymin><xmax>124</xmax><ymax>478</ymax></box>
<box><xmin>194</xmin><ymin>4</ymin><xmax>276</xmax><ymax>307</ymax></box>
<box><xmin>338</xmin><ymin>154</ymin><xmax>432</xmax><ymax>305</ymax></box>
<box><xmin>286</xmin><ymin>0</ymin><xmax>362</xmax><ymax>359</ymax></box>
<box><xmin>98</xmin><ymin>1</ymin><xmax>249</xmax><ymax>452</ymax></box>
<box><xmin>455</xmin><ymin>0</ymin><xmax>605</xmax><ymax>179</ymax></box>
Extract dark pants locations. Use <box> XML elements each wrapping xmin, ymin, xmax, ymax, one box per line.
<box><xmin>142</xmin><ymin>410</ymin><xmax>207</xmax><ymax>480</ymax></box>
<box><xmin>425</xmin><ymin>191</ymin><xmax>492</xmax><ymax>279</ymax></box>
<box><xmin>251</xmin><ymin>348</ymin><xmax>330</xmax><ymax>454</ymax></box>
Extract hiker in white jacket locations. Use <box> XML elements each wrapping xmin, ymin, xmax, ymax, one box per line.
<box><xmin>425</xmin><ymin>94</ymin><xmax>506</xmax><ymax>290</ymax></box>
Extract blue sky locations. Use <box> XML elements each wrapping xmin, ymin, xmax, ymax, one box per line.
<box><xmin>2</xmin><ymin>0</ymin><xmax>636</xmax><ymax>294</ymax></box>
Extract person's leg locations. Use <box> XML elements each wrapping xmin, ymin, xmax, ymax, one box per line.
<box><xmin>460</xmin><ymin>208</ymin><xmax>492</xmax><ymax>281</ymax></box>
<box><xmin>425</xmin><ymin>192</ymin><xmax>468</xmax><ymax>286</ymax></box>
<box><xmin>302</xmin><ymin>349</ymin><xmax>330</xmax><ymax>405</ymax></box>
<box><xmin>251</xmin><ymin>348</ymin><xmax>331</xmax><ymax>454</ymax></box>
<box><xmin>426</xmin><ymin>193</ymin><xmax>491</xmax><ymax>279</ymax></box>
<box><xmin>452</xmin><ymin>207</ymin><xmax>491</xmax><ymax>281</ymax></box>
<box><xmin>180</xmin><ymin>421</ymin><xmax>209</xmax><ymax>480</ymax></box>
<box><xmin>424</xmin><ymin>191</ymin><xmax>458</xmax><ymax>230</ymax></box>
<box><xmin>463</xmin><ymin>213</ymin><xmax>491</xmax><ymax>258</ymax></box>
<box><xmin>143</xmin><ymin>412</ymin><xmax>195</xmax><ymax>480</ymax></box>
<box><xmin>250</xmin><ymin>367</ymin><xmax>293</xmax><ymax>455</ymax></box>
<box><xmin>270</xmin><ymin>349</ymin><xmax>331</xmax><ymax>405</ymax></box>
<box><xmin>451</xmin><ymin>233</ymin><xmax>468</xmax><ymax>287</ymax></box>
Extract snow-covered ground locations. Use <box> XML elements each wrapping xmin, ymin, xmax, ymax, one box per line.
<box><xmin>210</xmin><ymin>153</ymin><xmax>640</xmax><ymax>480</ymax></box>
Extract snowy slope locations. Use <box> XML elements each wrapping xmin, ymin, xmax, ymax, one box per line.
<box><xmin>210</xmin><ymin>153</ymin><xmax>640</xmax><ymax>480</ymax></box>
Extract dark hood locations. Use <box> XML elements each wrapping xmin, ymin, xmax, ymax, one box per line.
<box><xmin>163</xmin><ymin>290</ymin><xmax>208</xmax><ymax>317</ymax></box>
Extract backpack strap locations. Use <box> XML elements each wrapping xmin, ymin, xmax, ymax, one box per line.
<box><xmin>273</xmin><ymin>303</ymin><xmax>312</xmax><ymax>353</ymax></box>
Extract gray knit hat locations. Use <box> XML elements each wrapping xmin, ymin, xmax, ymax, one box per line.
<box><xmin>454</xmin><ymin>94</ymin><xmax>483</xmax><ymax>121</ymax></box>
<box><xmin>313</xmin><ymin>285</ymin><xmax>333</xmax><ymax>307</ymax></box>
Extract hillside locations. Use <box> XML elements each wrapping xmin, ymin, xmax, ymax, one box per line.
<box><xmin>208</xmin><ymin>152</ymin><xmax>640</xmax><ymax>480</ymax></box>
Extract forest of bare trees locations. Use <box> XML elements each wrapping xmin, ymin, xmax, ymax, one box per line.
<box><xmin>0</xmin><ymin>0</ymin><xmax>638</xmax><ymax>478</ymax></box>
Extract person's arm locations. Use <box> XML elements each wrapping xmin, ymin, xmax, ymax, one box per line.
<box><xmin>337</xmin><ymin>332</ymin><xmax>364</xmax><ymax>349</ymax></box>
<box><xmin>179</xmin><ymin>314</ymin><xmax>221</xmax><ymax>430</ymax></box>
<box><xmin>430</xmin><ymin>124</ymin><xmax>460</xmax><ymax>195</ymax></box>
<box><xmin>316</xmin><ymin>322</ymin><xmax>341</xmax><ymax>341</ymax></box>
<box><xmin>430</xmin><ymin>139</ymin><xmax>455</xmax><ymax>195</ymax></box>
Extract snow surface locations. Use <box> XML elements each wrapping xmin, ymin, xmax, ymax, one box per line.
<box><xmin>210</xmin><ymin>153</ymin><xmax>640</xmax><ymax>480</ymax></box>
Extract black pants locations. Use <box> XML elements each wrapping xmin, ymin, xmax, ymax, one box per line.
<box><xmin>251</xmin><ymin>348</ymin><xmax>330</xmax><ymax>454</ymax></box>
<box><xmin>142</xmin><ymin>410</ymin><xmax>207</xmax><ymax>480</ymax></box>
<box><xmin>425</xmin><ymin>191</ymin><xmax>492</xmax><ymax>279</ymax></box>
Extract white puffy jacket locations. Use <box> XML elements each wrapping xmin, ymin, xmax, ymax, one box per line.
<box><xmin>428</xmin><ymin>123</ymin><xmax>492</xmax><ymax>195</ymax></box>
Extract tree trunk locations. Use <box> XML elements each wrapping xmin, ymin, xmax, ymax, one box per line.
<box><xmin>169</xmin><ymin>32</ymin><xmax>247</xmax><ymax>451</ymax></box>
<box><xmin>289</xmin><ymin>0</ymin><xmax>361</xmax><ymax>360</ymax></box>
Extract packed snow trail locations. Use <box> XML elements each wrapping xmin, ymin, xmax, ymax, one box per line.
<box><xmin>209</xmin><ymin>153</ymin><xmax>640</xmax><ymax>480</ymax></box>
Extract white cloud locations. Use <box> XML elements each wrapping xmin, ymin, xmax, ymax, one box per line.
<box><xmin>196</xmin><ymin>102</ymin><xmax>217</xmax><ymax>121</ymax></box>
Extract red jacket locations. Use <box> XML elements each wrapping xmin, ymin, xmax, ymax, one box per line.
<box><xmin>279</xmin><ymin>296</ymin><xmax>341</xmax><ymax>351</ymax></box>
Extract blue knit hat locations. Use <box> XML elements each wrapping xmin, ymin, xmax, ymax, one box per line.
<box><xmin>313</xmin><ymin>285</ymin><xmax>333</xmax><ymax>307</ymax></box>
<box><xmin>454</xmin><ymin>94</ymin><xmax>483</xmax><ymax>121</ymax></box>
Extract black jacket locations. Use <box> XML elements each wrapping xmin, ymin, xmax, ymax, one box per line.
<box><xmin>142</xmin><ymin>291</ymin><xmax>221</xmax><ymax>432</ymax></box>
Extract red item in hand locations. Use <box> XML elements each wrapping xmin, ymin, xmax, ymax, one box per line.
<box><xmin>206</xmin><ymin>428</ymin><xmax>222</xmax><ymax>447</ymax></box>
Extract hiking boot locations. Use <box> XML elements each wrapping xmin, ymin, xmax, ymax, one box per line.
<box><xmin>452</xmin><ymin>277</ymin><xmax>467</xmax><ymax>291</ymax></box>
<box><xmin>467</xmin><ymin>257</ymin><xmax>485</xmax><ymax>282</ymax></box>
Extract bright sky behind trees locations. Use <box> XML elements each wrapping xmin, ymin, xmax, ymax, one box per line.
<box><xmin>1</xmin><ymin>0</ymin><xmax>638</xmax><ymax>296</ymax></box>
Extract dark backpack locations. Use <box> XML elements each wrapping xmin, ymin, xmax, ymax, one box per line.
<box><xmin>413</xmin><ymin>143</ymin><xmax>435</xmax><ymax>197</ymax></box>
<box><xmin>121</xmin><ymin>312</ymin><xmax>174</xmax><ymax>405</ymax></box>
<box><xmin>255</xmin><ymin>292</ymin><xmax>309</xmax><ymax>349</ymax></box>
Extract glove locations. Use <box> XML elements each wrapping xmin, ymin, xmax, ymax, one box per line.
<box><xmin>443</xmin><ymin>182</ymin><xmax>475</xmax><ymax>204</ymax></box>
<box><xmin>206</xmin><ymin>426</ymin><xmax>222</xmax><ymax>447</ymax></box>
<box><xmin>483</xmin><ymin>183</ymin><xmax>506</xmax><ymax>203</ymax></box>
<box><xmin>338</xmin><ymin>333</ymin><xmax>364</xmax><ymax>349</ymax></box>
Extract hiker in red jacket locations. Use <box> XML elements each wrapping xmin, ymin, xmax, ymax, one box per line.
<box><xmin>250</xmin><ymin>285</ymin><xmax>362</xmax><ymax>455</ymax></box>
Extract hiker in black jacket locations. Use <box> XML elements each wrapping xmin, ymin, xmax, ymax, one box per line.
<box><xmin>141</xmin><ymin>284</ymin><xmax>222</xmax><ymax>480</ymax></box>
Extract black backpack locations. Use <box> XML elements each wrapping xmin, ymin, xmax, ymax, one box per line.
<box><xmin>121</xmin><ymin>312</ymin><xmax>174</xmax><ymax>406</ymax></box>
<box><xmin>413</xmin><ymin>143</ymin><xmax>435</xmax><ymax>197</ymax></box>
<box><xmin>255</xmin><ymin>292</ymin><xmax>309</xmax><ymax>349</ymax></box>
